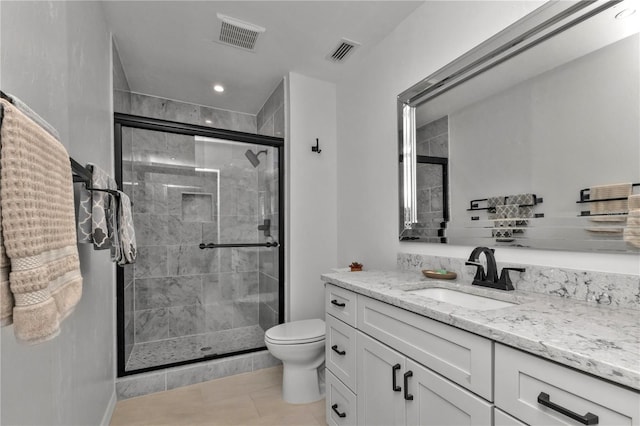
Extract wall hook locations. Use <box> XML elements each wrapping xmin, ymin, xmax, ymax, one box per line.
<box><xmin>312</xmin><ymin>138</ymin><xmax>322</xmax><ymax>154</ymax></box>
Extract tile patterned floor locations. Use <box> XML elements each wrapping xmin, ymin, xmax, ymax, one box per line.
<box><xmin>126</xmin><ymin>325</ymin><xmax>266</xmax><ymax>371</ymax></box>
<box><xmin>110</xmin><ymin>366</ymin><xmax>326</xmax><ymax>426</ymax></box>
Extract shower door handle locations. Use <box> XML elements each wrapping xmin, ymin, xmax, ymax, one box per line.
<box><xmin>199</xmin><ymin>242</ymin><xmax>279</xmax><ymax>249</ymax></box>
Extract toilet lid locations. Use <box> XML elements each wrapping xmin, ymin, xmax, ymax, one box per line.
<box><xmin>265</xmin><ymin>319</ymin><xmax>325</xmax><ymax>344</ymax></box>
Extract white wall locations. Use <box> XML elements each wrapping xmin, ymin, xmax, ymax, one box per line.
<box><xmin>450</xmin><ymin>34</ymin><xmax>639</xmax><ymax>220</ymax></box>
<box><xmin>0</xmin><ymin>2</ymin><xmax>116</xmax><ymax>424</ymax></box>
<box><xmin>336</xmin><ymin>0</ymin><xmax>639</xmax><ymax>275</ymax></box>
<box><xmin>287</xmin><ymin>72</ymin><xmax>338</xmax><ymax>321</ymax></box>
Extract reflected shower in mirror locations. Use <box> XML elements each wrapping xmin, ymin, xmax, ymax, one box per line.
<box><xmin>398</xmin><ymin>0</ymin><xmax>640</xmax><ymax>253</ymax></box>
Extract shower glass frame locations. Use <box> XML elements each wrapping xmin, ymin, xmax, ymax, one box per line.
<box><xmin>114</xmin><ymin>113</ymin><xmax>285</xmax><ymax>377</ymax></box>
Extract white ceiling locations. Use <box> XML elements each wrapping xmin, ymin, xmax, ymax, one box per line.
<box><xmin>102</xmin><ymin>1</ymin><xmax>424</xmax><ymax>115</ymax></box>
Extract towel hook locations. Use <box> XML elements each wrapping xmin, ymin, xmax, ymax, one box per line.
<box><xmin>311</xmin><ymin>138</ymin><xmax>322</xmax><ymax>154</ymax></box>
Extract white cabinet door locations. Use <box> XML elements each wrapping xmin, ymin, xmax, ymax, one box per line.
<box><xmin>405</xmin><ymin>358</ymin><xmax>493</xmax><ymax>426</ymax></box>
<box><xmin>356</xmin><ymin>332</ymin><xmax>406</xmax><ymax>426</ymax></box>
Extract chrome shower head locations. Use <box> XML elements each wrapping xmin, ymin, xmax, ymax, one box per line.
<box><xmin>244</xmin><ymin>149</ymin><xmax>267</xmax><ymax>168</ymax></box>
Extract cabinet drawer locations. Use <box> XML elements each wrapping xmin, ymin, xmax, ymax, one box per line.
<box><xmin>326</xmin><ymin>369</ymin><xmax>357</xmax><ymax>426</ymax></box>
<box><xmin>357</xmin><ymin>294</ymin><xmax>493</xmax><ymax>400</ymax></box>
<box><xmin>494</xmin><ymin>408</ymin><xmax>527</xmax><ymax>426</ymax></box>
<box><xmin>326</xmin><ymin>314</ymin><xmax>357</xmax><ymax>392</ymax></box>
<box><xmin>495</xmin><ymin>344</ymin><xmax>640</xmax><ymax>425</ymax></box>
<box><xmin>326</xmin><ymin>284</ymin><xmax>357</xmax><ymax>327</ymax></box>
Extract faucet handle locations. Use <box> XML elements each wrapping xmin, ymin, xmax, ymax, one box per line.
<box><xmin>498</xmin><ymin>267</ymin><xmax>526</xmax><ymax>290</ymax></box>
<box><xmin>465</xmin><ymin>261</ymin><xmax>486</xmax><ymax>281</ymax></box>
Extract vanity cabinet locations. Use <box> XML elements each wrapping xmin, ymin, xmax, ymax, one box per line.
<box><xmin>494</xmin><ymin>343</ymin><xmax>640</xmax><ymax>425</ymax></box>
<box><xmin>324</xmin><ymin>283</ymin><xmax>639</xmax><ymax>425</ymax></box>
<box><xmin>325</xmin><ymin>284</ymin><xmax>493</xmax><ymax>426</ymax></box>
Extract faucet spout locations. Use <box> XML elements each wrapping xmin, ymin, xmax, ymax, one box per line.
<box><xmin>466</xmin><ymin>247</ymin><xmax>499</xmax><ymax>287</ymax></box>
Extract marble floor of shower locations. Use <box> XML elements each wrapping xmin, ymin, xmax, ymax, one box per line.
<box><xmin>126</xmin><ymin>325</ymin><xmax>266</xmax><ymax>371</ymax></box>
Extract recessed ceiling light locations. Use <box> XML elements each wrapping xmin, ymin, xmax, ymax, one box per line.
<box><xmin>205</xmin><ymin>119</ymin><xmax>212</xmax><ymax>124</ymax></box>
<box><xmin>213</xmin><ymin>84</ymin><xmax>224</xmax><ymax>93</ymax></box>
<box><xmin>615</xmin><ymin>8</ymin><xmax>636</xmax><ymax>19</ymax></box>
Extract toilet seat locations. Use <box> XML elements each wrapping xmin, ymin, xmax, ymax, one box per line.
<box><xmin>265</xmin><ymin>319</ymin><xmax>325</xmax><ymax>345</ymax></box>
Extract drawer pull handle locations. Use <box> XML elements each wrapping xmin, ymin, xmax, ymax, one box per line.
<box><xmin>331</xmin><ymin>299</ymin><xmax>346</xmax><ymax>307</ymax></box>
<box><xmin>403</xmin><ymin>371</ymin><xmax>414</xmax><ymax>401</ymax></box>
<box><xmin>392</xmin><ymin>363</ymin><xmax>401</xmax><ymax>392</ymax></box>
<box><xmin>331</xmin><ymin>403</ymin><xmax>347</xmax><ymax>418</ymax></box>
<box><xmin>331</xmin><ymin>345</ymin><xmax>346</xmax><ymax>356</ymax></box>
<box><xmin>537</xmin><ymin>392</ymin><xmax>599</xmax><ymax>425</ymax></box>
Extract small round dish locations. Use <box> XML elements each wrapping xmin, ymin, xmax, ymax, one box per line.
<box><xmin>422</xmin><ymin>269</ymin><xmax>457</xmax><ymax>280</ymax></box>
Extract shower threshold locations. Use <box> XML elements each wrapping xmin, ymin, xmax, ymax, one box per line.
<box><xmin>125</xmin><ymin>325</ymin><xmax>266</xmax><ymax>372</ymax></box>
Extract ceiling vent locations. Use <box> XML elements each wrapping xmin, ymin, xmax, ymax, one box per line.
<box><xmin>216</xmin><ymin>13</ymin><xmax>265</xmax><ymax>51</ymax></box>
<box><xmin>327</xmin><ymin>38</ymin><xmax>361</xmax><ymax>63</ymax></box>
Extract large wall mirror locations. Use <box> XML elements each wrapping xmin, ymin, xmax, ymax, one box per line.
<box><xmin>398</xmin><ymin>0</ymin><xmax>640</xmax><ymax>253</ymax></box>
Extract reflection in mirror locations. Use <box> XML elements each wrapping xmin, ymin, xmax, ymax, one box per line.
<box><xmin>398</xmin><ymin>0</ymin><xmax>640</xmax><ymax>253</ymax></box>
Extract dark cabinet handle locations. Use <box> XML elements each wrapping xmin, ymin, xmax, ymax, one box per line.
<box><xmin>537</xmin><ymin>392</ymin><xmax>599</xmax><ymax>425</ymax></box>
<box><xmin>331</xmin><ymin>299</ymin><xmax>346</xmax><ymax>307</ymax></box>
<box><xmin>331</xmin><ymin>403</ymin><xmax>347</xmax><ymax>418</ymax></box>
<box><xmin>403</xmin><ymin>371</ymin><xmax>414</xmax><ymax>401</ymax></box>
<box><xmin>392</xmin><ymin>363</ymin><xmax>401</xmax><ymax>392</ymax></box>
<box><xmin>331</xmin><ymin>345</ymin><xmax>346</xmax><ymax>356</ymax></box>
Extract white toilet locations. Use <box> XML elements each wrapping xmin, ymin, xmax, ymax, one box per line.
<box><xmin>264</xmin><ymin>318</ymin><xmax>326</xmax><ymax>404</ymax></box>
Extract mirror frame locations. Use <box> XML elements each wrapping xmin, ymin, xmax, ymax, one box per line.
<box><xmin>398</xmin><ymin>0</ymin><xmax>624</xmax><ymax>244</ymax></box>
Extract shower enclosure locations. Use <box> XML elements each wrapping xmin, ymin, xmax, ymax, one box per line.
<box><xmin>115</xmin><ymin>114</ymin><xmax>284</xmax><ymax>375</ymax></box>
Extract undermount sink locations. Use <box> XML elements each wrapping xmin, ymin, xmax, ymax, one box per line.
<box><xmin>409</xmin><ymin>288</ymin><xmax>517</xmax><ymax>311</ymax></box>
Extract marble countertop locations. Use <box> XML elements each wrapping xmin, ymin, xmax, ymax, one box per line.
<box><xmin>321</xmin><ymin>270</ymin><xmax>640</xmax><ymax>391</ymax></box>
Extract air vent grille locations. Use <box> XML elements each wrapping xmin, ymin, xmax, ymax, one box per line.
<box><xmin>216</xmin><ymin>13</ymin><xmax>265</xmax><ymax>51</ymax></box>
<box><xmin>327</xmin><ymin>38</ymin><xmax>361</xmax><ymax>63</ymax></box>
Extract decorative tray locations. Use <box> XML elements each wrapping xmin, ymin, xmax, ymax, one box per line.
<box><xmin>422</xmin><ymin>269</ymin><xmax>457</xmax><ymax>280</ymax></box>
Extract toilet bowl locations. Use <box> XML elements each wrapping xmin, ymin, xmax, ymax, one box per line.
<box><xmin>265</xmin><ymin>319</ymin><xmax>325</xmax><ymax>404</ymax></box>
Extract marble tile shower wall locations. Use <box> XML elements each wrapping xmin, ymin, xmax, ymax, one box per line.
<box><xmin>415</xmin><ymin>116</ymin><xmax>448</xmax><ymax>241</ymax></box>
<box><xmin>127</xmin><ymin>128</ymin><xmax>266</xmax><ymax>349</ymax></box>
<box><xmin>256</xmin><ymin>80</ymin><xmax>284</xmax><ymax>331</ymax></box>
<box><xmin>397</xmin><ymin>252</ymin><xmax>640</xmax><ymax>310</ymax></box>
<box><xmin>123</xmin><ymin>92</ymin><xmax>257</xmax><ymax>133</ymax></box>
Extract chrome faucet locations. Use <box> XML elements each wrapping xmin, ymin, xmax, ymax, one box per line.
<box><xmin>465</xmin><ymin>247</ymin><xmax>525</xmax><ymax>291</ymax></box>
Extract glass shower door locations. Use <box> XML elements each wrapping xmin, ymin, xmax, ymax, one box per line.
<box><xmin>117</xmin><ymin>120</ymin><xmax>282</xmax><ymax>375</ymax></box>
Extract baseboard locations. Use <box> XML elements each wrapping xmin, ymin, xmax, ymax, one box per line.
<box><xmin>100</xmin><ymin>390</ymin><xmax>117</xmax><ymax>426</ymax></box>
